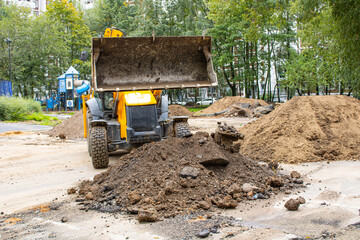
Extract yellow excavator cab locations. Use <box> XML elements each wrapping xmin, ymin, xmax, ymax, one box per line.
<box><xmin>103</xmin><ymin>28</ymin><xmax>125</xmax><ymax>38</ymax></box>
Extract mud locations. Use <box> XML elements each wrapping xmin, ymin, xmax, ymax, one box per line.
<box><xmin>197</xmin><ymin>97</ymin><xmax>268</xmax><ymax>115</ymax></box>
<box><xmin>168</xmin><ymin>105</ymin><xmax>193</xmax><ymax>117</ymax></box>
<box><xmin>77</xmin><ymin>132</ymin><xmax>300</xmax><ymax>221</ymax></box>
<box><xmin>238</xmin><ymin>95</ymin><xmax>360</xmax><ymax>163</ymax></box>
<box><xmin>48</xmin><ymin>112</ymin><xmax>84</xmax><ymax>140</ymax></box>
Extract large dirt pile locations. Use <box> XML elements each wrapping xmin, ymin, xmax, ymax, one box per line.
<box><xmin>198</xmin><ymin>97</ymin><xmax>268</xmax><ymax>115</ymax></box>
<box><xmin>238</xmin><ymin>95</ymin><xmax>360</xmax><ymax>163</ymax></box>
<box><xmin>169</xmin><ymin>105</ymin><xmax>193</xmax><ymax>117</ymax></box>
<box><xmin>48</xmin><ymin>112</ymin><xmax>84</xmax><ymax>139</ymax></box>
<box><xmin>78</xmin><ymin>133</ymin><xmax>295</xmax><ymax>221</ymax></box>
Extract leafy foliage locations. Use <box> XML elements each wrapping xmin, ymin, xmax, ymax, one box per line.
<box><xmin>0</xmin><ymin>97</ymin><xmax>41</xmax><ymax>121</ymax></box>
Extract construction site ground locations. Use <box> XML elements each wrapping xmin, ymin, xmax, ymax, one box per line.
<box><xmin>1</xmin><ymin>117</ymin><xmax>359</xmax><ymax>239</ymax></box>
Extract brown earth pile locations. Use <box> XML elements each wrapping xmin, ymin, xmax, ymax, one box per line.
<box><xmin>48</xmin><ymin>112</ymin><xmax>84</xmax><ymax>139</ymax></box>
<box><xmin>78</xmin><ymin>133</ymin><xmax>296</xmax><ymax>221</ymax></box>
<box><xmin>238</xmin><ymin>95</ymin><xmax>360</xmax><ymax>163</ymax></box>
<box><xmin>198</xmin><ymin>97</ymin><xmax>268</xmax><ymax>115</ymax></box>
<box><xmin>169</xmin><ymin>105</ymin><xmax>193</xmax><ymax>117</ymax></box>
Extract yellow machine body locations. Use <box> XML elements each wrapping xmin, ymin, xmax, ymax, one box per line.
<box><xmin>115</xmin><ymin>91</ymin><xmax>157</xmax><ymax>140</ymax></box>
<box><xmin>103</xmin><ymin>28</ymin><xmax>125</xmax><ymax>38</ymax></box>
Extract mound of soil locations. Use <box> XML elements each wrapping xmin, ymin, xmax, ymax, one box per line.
<box><xmin>169</xmin><ymin>105</ymin><xmax>193</xmax><ymax>117</ymax></box>
<box><xmin>48</xmin><ymin>112</ymin><xmax>84</xmax><ymax>139</ymax></box>
<box><xmin>198</xmin><ymin>97</ymin><xmax>268</xmax><ymax>115</ymax></box>
<box><xmin>78</xmin><ymin>133</ymin><xmax>298</xmax><ymax>221</ymax></box>
<box><xmin>238</xmin><ymin>95</ymin><xmax>360</xmax><ymax>163</ymax></box>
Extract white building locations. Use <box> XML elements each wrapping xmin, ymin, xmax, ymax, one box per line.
<box><xmin>2</xmin><ymin>0</ymin><xmax>46</xmax><ymax>15</ymax></box>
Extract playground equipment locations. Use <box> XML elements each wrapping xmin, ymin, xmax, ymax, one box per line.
<box><xmin>55</xmin><ymin>66</ymin><xmax>90</xmax><ymax>111</ymax></box>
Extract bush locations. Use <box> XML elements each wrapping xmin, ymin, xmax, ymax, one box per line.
<box><xmin>23</xmin><ymin>113</ymin><xmax>59</xmax><ymax>126</ymax></box>
<box><xmin>0</xmin><ymin>97</ymin><xmax>42</xmax><ymax>121</ymax></box>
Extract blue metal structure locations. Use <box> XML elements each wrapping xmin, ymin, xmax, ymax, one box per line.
<box><xmin>0</xmin><ymin>80</ymin><xmax>12</xmax><ymax>97</ymax></box>
<box><xmin>55</xmin><ymin>66</ymin><xmax>90</xmax><ymax>111</ymax></box>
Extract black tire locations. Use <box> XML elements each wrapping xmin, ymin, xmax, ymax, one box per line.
<box><xmin>90</xmin><ymin>126</ymin><xmax>109</xmax><ymax>169</ymax></box>
<box><xmin>174</xmin><ymin>122</ymin><xmax>192</xmax><ymax>138</ymax></box>
<box><xmin>86</xmin><ymin>110</ymin><xmax>92</xmax><ymax>156</ymax></box>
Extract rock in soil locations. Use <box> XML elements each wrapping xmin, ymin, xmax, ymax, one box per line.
<box><xmin>137</xmin><ymin>208</ymin><xmax>159</xmax><ymax>223</ymax></box>
<box><xmin>180</xmin><ymin>166</ymin><xmax>199</xmax><ymax>179</ymax></box>
<box><xmin>67</xmin><ymin>187</ymin><xmax>76</xmax><ymax>195</ymax></box>
<box><xmin>241</xmin><ymin>183</ymin><xmax>258</xmax><ymax>193</ymax></box>
<box><xmin>216</xmin><ymin>195</ymin><xmax>238</xmax><ymax>209</ymax></box>
<box><xmin>58</xmin><ymin>133</ymin><xmax>66</xmax><ymax>139</ymax></box>
<box><xmin>297</xmin><ymin>196</ymin><xmax>306</xmax><ymax>204</ymax></box>
<box><xmin>197</xmin><ymin>229</ymin><xmax>210</xmax><ymax>238</ymax></box>
<box><xmin>290</xmin><ymin>171</ymin><xmax>301</xmax><ymax>179</ymax></box>
<box><xmin>269</xmin><ymin>177</ymin><xmax>284</xmax><ymax>188</ymax></box>
<box><xmin>284</xmin><ymin>198</ymin><xmax>300</xmax><ymax>211</ymax></box>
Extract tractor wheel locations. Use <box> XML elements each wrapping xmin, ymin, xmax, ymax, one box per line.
<box><xmin>86</xmin><ymin>110</ymin><xmax>92</xmax><ymax>156</ymax></box>
<box><xmin>90</xmin><ymin>126</ymin><xmax>109</xmax><ymax>169</ymax></box>
<box><xmin>174</xmin><ymin>122</ymin><xmax>192</xmax><ymax>138</ymax></box>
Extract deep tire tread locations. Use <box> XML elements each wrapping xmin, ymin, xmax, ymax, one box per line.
<box><xmin>175</xmin><ymin>122</ymin><xmax>192</xmax><ymax>138</ymax></box>
<box><xmin>90</xmin><ymin>126</ymin><xmax>109</xmax><ymax>169</ymax></box>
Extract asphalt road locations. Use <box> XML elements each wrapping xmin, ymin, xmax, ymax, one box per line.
<box><xmin>0</xmin><ymin>122</ymin><xmax>52</xmax><ymax>134</ymax></box>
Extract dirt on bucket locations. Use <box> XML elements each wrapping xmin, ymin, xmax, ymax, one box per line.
<box><xmin>238</xmin><ymin>95</ymin><xmax>360</xmax><ymax>163</ymax></box>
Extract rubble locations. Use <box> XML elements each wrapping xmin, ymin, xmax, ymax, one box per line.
<box><xmin>78</xmin><ymin>133</ymin><xmax>298</xmax><ymax>222</ymax></box>
<box><xmin>284</xmin><ymin>198</ymin><xmax>300</xmax><ymax>211</ymax></box>
<box><xmin>198</xmin><ymin>96</ymin><xmax>268</xmax><ymax>115</ymax></box>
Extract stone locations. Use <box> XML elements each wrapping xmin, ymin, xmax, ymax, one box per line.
<box><xmin>128</xmin><ymin>190</ymin><xmax>141</xmax><ymax>205</ymax></box>
<box><xmin>137</xmin><ymin>208</ymin><xmax>159</xmax><ymax>223</ymax></box>
<box><xmin>198</xmin><ymin>201</ymin><xmax>211</xmax><ymax>210</ymax></box>
<box><xmin>241</xmin><ymin>103</ymin><xmax>251</xmax><ymax>109</ymax></box>
<box><xmin>216</xmin><ymin>195</ymin><xmax>238</xmax><ymax>209</ymax></box>
<box><xmin>227</xmin><ymin>183</ymin><xmax>242</xmax><ymax>195</ymax></box>
<box><xmin>284</xmin><ymin>199</ymin><xmax>300</xmax><ymax>211</ymax></box>
<box><xmin>290</xmin><ymin>171</ymin><xmax>301</xmax><ymax>179</ymax></box>
<box><xmin>252</xmin><ymin>100</ymin><xmax>261</xmax><ymax>108</ymax></box>
<box><xmin>85</xmin><ymin>192</ymin><xmax>93</xmax><ymax>200</ymax></box>
<box><xmin>165</xmin><ymin>180</ymin><xmax>177</xmax><ymax>194</ymax></box>
<box><xmin>294</xmin><ymin>179</ymin><xmax>303</xmax><ymax>184</ymax></box>
<box><xmin>67</xmin><ymin>188</ymin><xmax>76</xmax><ymax>195</ymax></box>
<box><xmin>197</xmin><ymin>230</ymin><xmax>210</xmax><ymax>238</ymax></box>
<box><xmin>180</xmin><ymin>167</ymin><xmax>199</xmax><ymax>179</ymax></box>
<box><xmin>61</xmin><ymin>216</ymin><xmax>68</xmax><ymax>222</ymax></box>
<box><xmin>297</xmin><ymin>196</ymin><xmax>306</xmax><ymax>204</ymax></box>
<box><xmin>58</xmin><ymin>133</ymin><xmax>66</xmax><ymax>139</ymax></box>
<box><xmin>241</xmin><ymin>183</ymin><xmax>258</xmax><ymax>193</ymax></box>
<box><xmin>269</xmin><ymin>177</ymin><xmax>284</xmax><ymax>188</ymax></box>
<box><xmin>198</xmin><ymin>139</ymin><xmax>206</xmax><ymax>144</ymax></box>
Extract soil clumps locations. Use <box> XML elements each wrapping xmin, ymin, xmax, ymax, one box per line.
<box><xmin>48</xmin><ymin>112</ymin><xmax>84</xmax><ymax>139</ymax></box>
<box><xmin>169</xmin><ymin>105</ymin><xmax>193</xmax><ymax>117</ymax></box>
<box><xmin>238</xmin><ymin>95</ymin><xmax>360</xmax><ymax>163</ymax></box>
<box><xmin>198</xmin><ymin>97</ymin><xmax>268</xmax><ymax>115</ymax></box>
<box><xmin>78</xmin><ymin>132</ymin><xmax>300</xmax><ymax>222</ymax></box>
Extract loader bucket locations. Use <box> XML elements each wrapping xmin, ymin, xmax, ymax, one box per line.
<box><xmin>92</xmin><ymin>36</ymin><xmax>217</xmax><ymax>91</ymax></box>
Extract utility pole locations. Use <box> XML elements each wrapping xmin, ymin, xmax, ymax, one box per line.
<box><xmin>4</xmin><ymin>38</ymin><xmax>11</xmax><ymax>82</ymax></box>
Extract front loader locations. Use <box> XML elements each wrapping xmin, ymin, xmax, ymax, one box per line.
<box><xmin>83</xmin><ymin>33</ymin><xmax>217</xmax><ymax>169</ymax></box>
